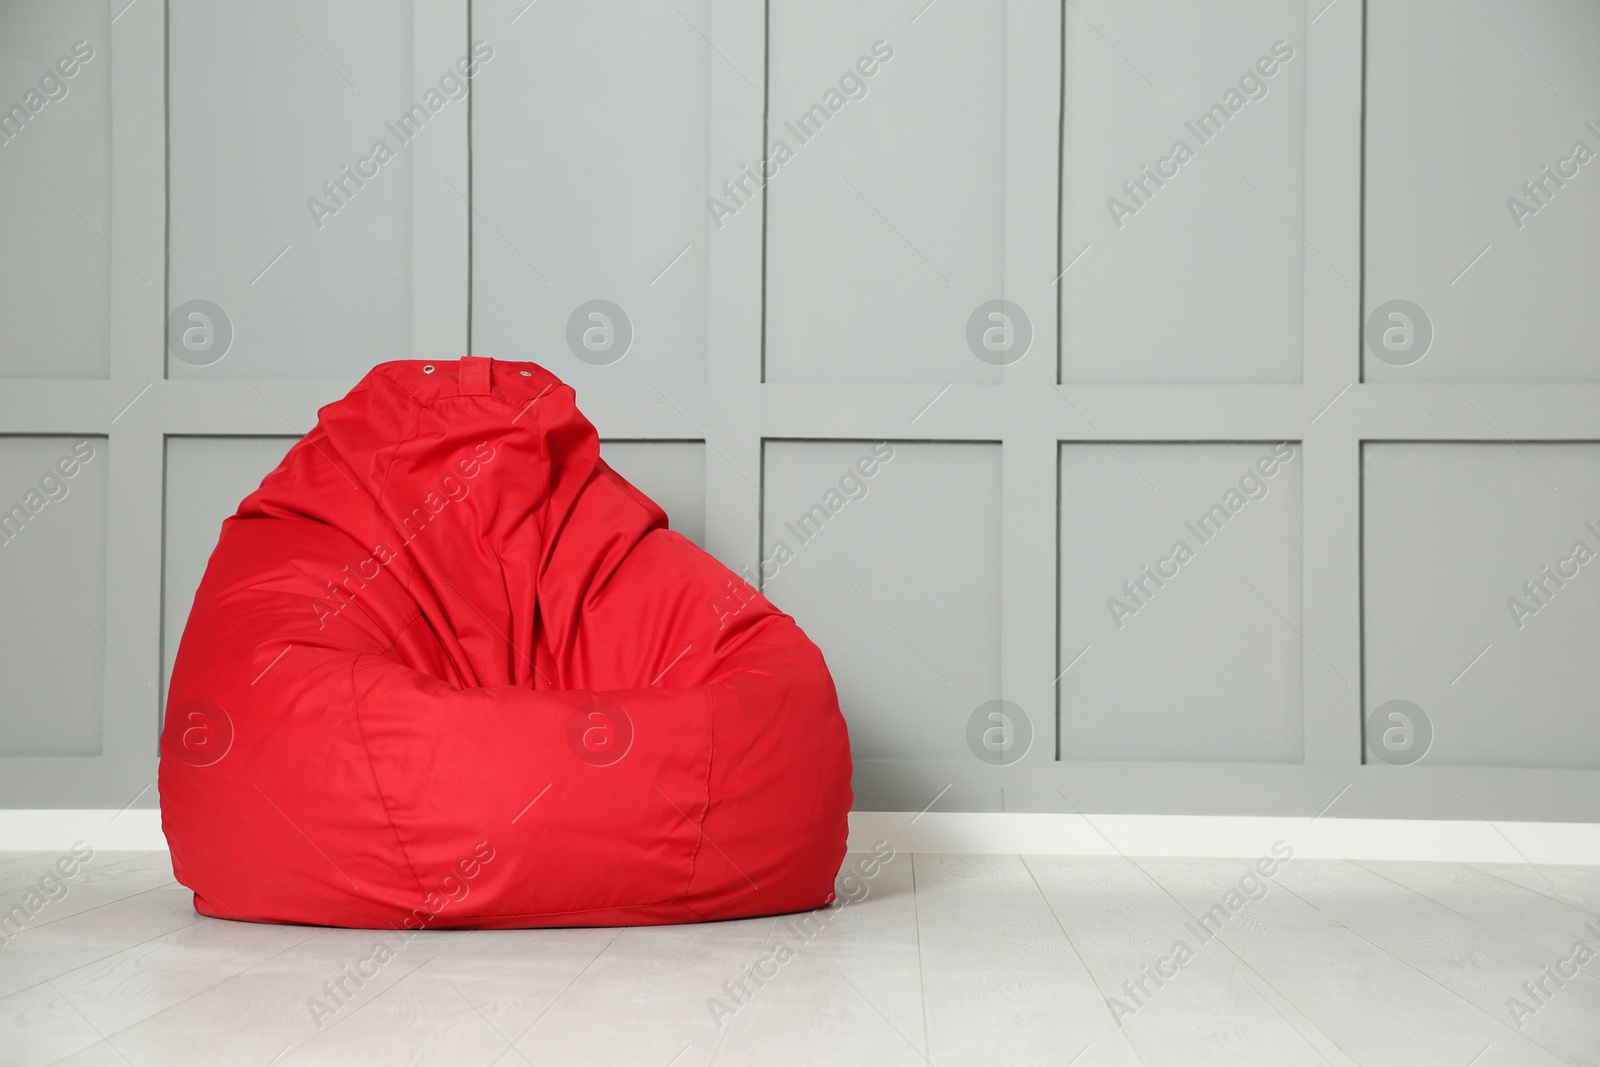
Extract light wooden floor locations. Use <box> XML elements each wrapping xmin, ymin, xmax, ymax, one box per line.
<box><xmin>1</xmin><ymin>850</ymin><xmax>1597</xmax><ymax>1066</ymax></box>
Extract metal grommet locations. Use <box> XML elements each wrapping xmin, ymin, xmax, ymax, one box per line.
<box><xmin>520</xmin><ymin>370</ymin><xmax>531</xmax><ymax>377</ymax></box>
<box><xmin>422</xmin><ymin>365</ymin><xmax>435</xmax><ymax>374</ymax></box>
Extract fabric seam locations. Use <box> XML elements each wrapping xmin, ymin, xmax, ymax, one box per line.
<box><xmin>678</xmin><ymin>685</ymin><xmax>716</xmax><ymax>902</ymax></box>
<box><xmin>347</xmin><ymin>654</ymin><xmax>430</xmax><ymax>904</ymax></box>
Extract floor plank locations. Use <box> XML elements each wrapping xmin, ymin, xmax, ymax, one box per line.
<box><xmin>0</xmin><ymin>883</ymin><xmax>200</xmax><ymax>1001</ymax></box>
<box><xmin>0</xmin><ymin>852</ymin><xmax>166</xmax><ymax>898</ymax></box>
<box><xmin>1137</xmin><ymin>856</ymin><xmax>1572</xmax><ymax>1067</ymax></box>
<box><xmin>1027</xmin><ymin>855</ymin><xmax>1358</xmax><ymax>1067</ymax></box>
<box><xmin>48</xmin><ymin>910</ymin><xmax>321</xmax><ymax>1036</ymax></box>
<box><xmin>710</xmin><ymin>847</ymin><xmax>928</xmax><ymax>1066</ymax></box>
<box><xmin>4</xmin><ymin>853</ymin><xmax>178</xmax><ymax>937</ymax></box>
<box><xmin>276</xmin><ymin>966</ymin><xmax>514</xmax><ymax>1067</ymax></box>
<box><xmin>0</xmin><ymin>853</ymin><xmax>64</xmax><ymax>896</ymax></box>
<box><xmin>105</xmin><ymin>923</ymin><xmax>504</xmax><ymax>1066</ymax></box>
<box><xmin>1354</xmin><ymin>860</ymin><xmax>1600</xmax><ymax>962</ymax></box>
<box><xmin>1468</xmin><ymin>862</ymin><xmax>1600</xmax><ymax>916</ymax></box>
<box><xmin>497</xmin><ymin>919</ymin><xmax>774</xmax><ymax>1066</ymax></box>
<box><xmin>1280</xmin><ymin>862</ymin><xmax>1600</xmax><ymax>1066</ymax></box>
<box><xmin>914</xmin><ymin>853</ymin><xmax>1142</xmax><ymax>1066</ymax></box>
<box><xmin>0</xmin><ymin>980</ymin><xmax>104</xmax><ymax>1066</ymax></box>
<box><xmin>39</xmin><ymin>1038</ymin><xmax>133</xmax><ymax>1067</ymax></box>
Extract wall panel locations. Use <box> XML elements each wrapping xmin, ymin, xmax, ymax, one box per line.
<box><xmin>1364</xmin><ymin>442</ymin><xmax>1600</xmax><ymax>769</ymax></box>
<box><xmin>0</xmin><ymin>2</ymin><xmax>112</xmax><ymax>380</ymax></box>
<box><xmin>167</xmin><ymin>0</ymin><xmax>419</xmax><ymax>380</ymax></box>
<box><xmin>1364</xmin><ymin>0</ymin><xmax>1600</xmax><ymax>383</ymax></box>
<box><xmin>1060</xmin><ymin>0</ymin><xmax>1307</xmax><ymax>383</ymax></box>
<box><xmin>1059</xmin><ymin>442</ymin><xmax>1303</xmax><ymax>763</ymax></box>
<box><xmin>764</xmin><ymin>0</ymin><xmax>1006</xmax><ymax>384</ymax></box>
<box><xmin>0</xmin><ymin>436</ymin><xmax>109</xmax><ymax>756</ymax></box>
<box><xmin>470</xmin><ymin>0</ymin><xmax>713</xmax><ymax>384</ymax></box>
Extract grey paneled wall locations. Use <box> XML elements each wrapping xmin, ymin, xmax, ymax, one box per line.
<box><xmin>0</xmin><ymin>2</ymin><xmax>111</xmax><ymax>379</ymax></box>
<box><xmin>1</xmin><ymin>0</ymin><xmax>1599</xmax><ymax>822</ymax></box>
<box><xmin>167</xmin><ymin>0</ymin><xmax>418</xmax><ymax>381</ymax></box>
<box><xmin>470</xmin><ymin>0</ymin><xmax>713</xmax><ymax>383</ymax></box>
<box><xmin>1364</xmin><ymin>444</ymin><xmax>1600</xmax><ymax>769</ymax></box>
<box><xmin>763</xmin><ymin>441</ymin><xmax>1002</xmax><ymax>759</ymax></box>
<box><xmin>0</xmin><ymin>437</ymin><xmax>108</xmax><ymax>756</ymax></box>
<box><xmin>1365</xmin><ymin>0</ymin><xmax>1600</xmax><ymax>382</ymax></box>
<box><xmin>1060</xmin><ymin>0</ymin><xmax>1307</xmax><ymax>383</ymax></box>
<box><xmin>1059</xmin><ymin>443</ymin><xmax>1303</xmax><ymax>763</ymax></box>
<box><xmin>764</xmin><ymin>2</ymin><xmax>1006</xmax><ymax>384</ymax></box>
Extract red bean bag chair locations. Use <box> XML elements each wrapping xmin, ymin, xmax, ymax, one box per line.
<box><xmin>158</xmin><ymin>356</ymin><xmax>852</xmax><ymax>929</ymax></box>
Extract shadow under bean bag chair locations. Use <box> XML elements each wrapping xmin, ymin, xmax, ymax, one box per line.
<box><xmin>158</xmin><ymin>356</ymin><xmax>853</xmax><ymax>929</ymax></box>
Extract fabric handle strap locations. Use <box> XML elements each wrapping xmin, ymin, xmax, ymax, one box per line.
<box><xmin>459</xmin><ymin>356</ymin><xmax>493</xmax><ymax>395</ymax></box>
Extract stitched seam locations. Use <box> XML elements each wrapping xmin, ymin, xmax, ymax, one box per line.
<box><xmin>347</xmin><ymin>655</ymin><xmax>429</xmax><ymax>903</ymax></box>
<box><xmin>675</xmin><ymin>895</ymin><xmax>713</xmax><ymax>922</ymax></box>
<box><xmin>423</xmin><ymin>894</ymin><xmax>703</xmax><ymax>922</ymax></box>
<box><xmin>371</xmin><ymin>401</ymin><xmax>423</xmax><ymax>544</ymax></box>
<box><xmin>376</xmin><ymin>363</ymin><xmax>435</xmax><ymax>410</ymax></box>
<box><xmin>526</xmin><ymin>388</ymin><xmax>559</xmax><ymax>686</ymax></box>
<box><xmin>678</xmin><ymin>685</ymin><xmax>716</xmax><ymax>902</ymax></box>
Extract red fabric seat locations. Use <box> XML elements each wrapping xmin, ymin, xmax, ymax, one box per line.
<box><xmin>158</xmin><ymin>357</ymin><xmax>853</xmax><ymax>929</ymax></box>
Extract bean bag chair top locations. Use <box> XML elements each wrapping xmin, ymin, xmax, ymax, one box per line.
<box><xmin>159</xmin><ymin>356</ymin><xmax>853</xmax><ymax>929</ymax></box>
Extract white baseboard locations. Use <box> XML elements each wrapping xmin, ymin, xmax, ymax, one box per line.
<box><xmin>848</xmin><ymin>812</ymin><xmax>1600</xmax><ymax>866</ymax></box>
<box><xmin>0</xmin><ymin>809</ymin><xmax>167</xmax><ymax>852</ymax></box>
<box><xmin>2</xmin><ymin>810</ymin><xmax>1596</xmax><ymax>866</ymax></box>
